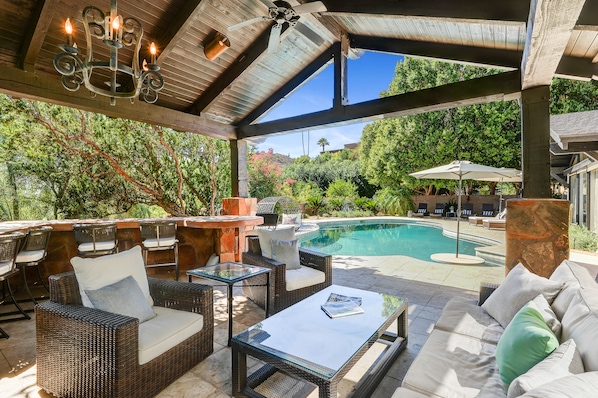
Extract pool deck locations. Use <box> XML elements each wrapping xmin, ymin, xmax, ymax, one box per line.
<box><xmin>1</xmin><ymin>217</ymin><xmax>597</xmax><ymax>398</ymax></box>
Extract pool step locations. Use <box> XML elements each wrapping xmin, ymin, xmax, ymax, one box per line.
<box><xmin>475</xmin><ymin>245</ymin><xmax>506</xmax><ymax>266</ymax></box>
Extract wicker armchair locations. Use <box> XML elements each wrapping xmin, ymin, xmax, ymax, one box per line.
<box><xmin>242</xmin><ymin>236</ymin><xmax>332</xmax><ymax>314</ymax></box>
<box><xmin>36</xmin><ymin>272</ymin><xmax>214</xmax><ymax>398</ymax></box>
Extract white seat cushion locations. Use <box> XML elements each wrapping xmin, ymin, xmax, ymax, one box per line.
<box><xmin>402</xmin><ymin>329</ymin><xmax>500</xmax><ymax>397</ymax></box>
<box><xmin>434</xmin><ymin>297</ymin><xmax>504</xmax><ymax>344</ymax></box>
<box><xmin>142</xmin><ymin>237</ymin><xmax>177</xmax><ymax>248</ymax></box>
<box><xmin>285</xmin><ymin>266</ymin><xmax>325</xmax><ymax>291</ymax></box>
<box><xmin>16</xmin><ymin>249</ymin><xmax>45</xmax><ymax>263</ymax></box>
<box><xmin>138</xmin><ymin>306</ymin><xmax>203</xmax><ymax>365</ymax></box>
<box><xmin>0</xmin><ymin>261</ymin><xmax>12</xmax><ymax>275</ymax></box>
<box><xmin>77</xmin><ymin>240</ymin><xmax>117</xmax><ymax>253</ymax></box>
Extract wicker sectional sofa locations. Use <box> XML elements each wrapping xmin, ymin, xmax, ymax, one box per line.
<box><xmin>393</xmin><ymin>260</ymin><xmax>598</xmax><ymax>397</ymax></box>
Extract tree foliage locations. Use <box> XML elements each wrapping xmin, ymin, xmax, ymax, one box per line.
<box><xmin>248</xmin><ymin>148</ymin><xmax>283</xmax><ymax>200</ymax></box>
<box><xmin>0</xmin><ymin>95</ymin><xmax>230</xmax><ymax>219</ymax></box>
<box><xmin>360</xmin><ymin>58</ymin><xmax>521</xmax><ymax>194</ymax></box>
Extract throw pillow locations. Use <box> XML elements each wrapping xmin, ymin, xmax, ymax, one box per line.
<box><xmin>257</xmin><ymin>226</ymin><xmax>295</xmax><ymax>259</ymax></box>
<box><xmin>518</xmin><ymin>372</ymin><xmax>598</xmax><ymax>397</ymax></box>
<box><xmin>281</xmin><ymin>214</ymin><xmax>297</xmax><ymax>225</ymax></box>
<box><xmin>205</xmin><ymin>253</ymin><xmax>220</xmax><ymax>266</ymax></box>
<box><xmin>507</xmin><ymin>339</ymin><xmax>584</xmax><ymax>397</ymax></box>
<box><xmin>270</xmin><ymin>239</ymin><xmax>301</xmax><ymax>270</ymax></box>
<box><xmin>71</xmin><ymin>245</ymin><xmax>153</xmax><ymax>308</ymax></box>
<box><xmin>85</xmin><ymin>275</ymin><xmax>156</xmax><ymax>323</ymax></box>
<box><xmin>496</xmin><ymin>303</ymin><xmax>559</xmax><ymax>386</ymax></box>
<box><xmin>530</xmin><ymin>294</ymin><xmax>562</xmax><ymax>340</ymax></box>
<box><xmin>482</xmin><ymin>263</ymin><xmax>563</xmax><ymax>328</ymax></box>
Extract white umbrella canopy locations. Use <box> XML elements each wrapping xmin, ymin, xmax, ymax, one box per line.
<box><xmin>410</xmin><ymin>161</ymin><xmax>521</xmax><ymax>263</ymax></box>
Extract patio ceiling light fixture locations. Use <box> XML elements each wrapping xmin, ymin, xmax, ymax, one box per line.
<box><xmin>53</xmin><ymin>0</ymin><xmax>164</xmax><ymax>106</ymax></box>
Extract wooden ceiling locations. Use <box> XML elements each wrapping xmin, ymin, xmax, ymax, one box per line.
<box><xmin>0</xmin><ymin>0</ymin><xmax>597</xmax><ymax>144</ymax></box>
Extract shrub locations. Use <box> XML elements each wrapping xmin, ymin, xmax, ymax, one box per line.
<box><xmin>330</xmin><ymin>209</ymin><xmax>373</xmax><ymax>218</ymax></box>
<box><xmin>570</xmin><ymin>224</ymin><xmax>598</xmax><ymax>252</ymax></box>
<box><xmin>374</xmin><ymin>187</ymin><xmax>414</xmax><ymax>216</ymax></box>
<box><xmin>305</xmin><ymin>195</ymin><xmax>325</xmax><ymax>217</ymax></box>
<box><xmin>326</xmin><ymin>179</ymin><xmax>358</xmax><ymax>201</ymax></box>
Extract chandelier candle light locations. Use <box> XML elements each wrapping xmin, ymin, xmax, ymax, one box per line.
<box><xmin>53</xmin><ymin>0</ymin><xmax>164</xmax><ymax>106</ymax></box>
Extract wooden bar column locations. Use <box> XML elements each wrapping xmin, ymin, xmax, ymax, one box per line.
<box><xmin>222</xmin><ymin>197</ymin><xmax>257</xmax><ymax>260</ymax></box>
<box><xmin>505</xmin><ymin>198</ymin><xmax>570</xmax><ymax>277</ymax></box>
<box><xmin>520</xmin><ymin>86</ymin><xmax>551</xmax><ymax>198</ymax></box>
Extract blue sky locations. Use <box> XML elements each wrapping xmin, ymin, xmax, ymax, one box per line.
<box><xmin>253</xmin><ymin>51</ymin><xmax>405</xmax><ymax>158</ymax></box>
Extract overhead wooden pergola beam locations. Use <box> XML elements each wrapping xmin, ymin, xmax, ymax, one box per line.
<box><xmin>156</xmin><ymin>0</ymin><xmax>207</xmax><ymax>63</ymax></box>
<box><xmin>19</xmin><ymin>0</ymin><xmax>59</xmax><ymax>71</ymax></box>
<box><xmin>0</xmin><ymin>65</ymin><xmax>235</xmax><ymax>140</ymax></box>
<box><xmin>550</xmin><ymin>141</ymin><xmax>598</xmax><ymax>154</ymax></box>
<box><xmin>321</xmin><ymin>0</ymin><xmax>529</xmax><ymax>22</ymax></box>
<box><xmin>238</xmin><ymin>70</ymin><xmax>521</xmax><ymax>138</ymax></box>
<box><xmin>521</xmin><ymin>0</ymin><xmax>587</xmax><ymax>89</ymax></box>
<box><xmin>238</xmin><ymin>45</ymin><xmax>336</xmax><ymax>126</ymax></box>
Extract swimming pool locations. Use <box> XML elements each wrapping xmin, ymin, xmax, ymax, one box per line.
<box><xmin>299</xmin><ymin>220</ymin><xmax>484</xmax><ymax>260</ymax></box>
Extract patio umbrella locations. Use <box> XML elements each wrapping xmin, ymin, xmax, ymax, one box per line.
<box><xmin>410</xmin><ymin>161</ymin><xmax>521</xmax><ymax>264</ymax></box>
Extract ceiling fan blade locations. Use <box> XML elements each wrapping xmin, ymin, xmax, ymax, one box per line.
<box><xmin>228</xmin><ymin>16</ymin><xmax>270</xmax><ymax>31</ymax></box>
<box><xmin>294</xmin><ymin>21</ymin><xmax>325</xmax><ymax>46</ymax></box>
<box><xmin>294</xmin><ymin>1</ymin><xmax>327</xmax><ymax>14</ymax></box>
<box><xmin>268</xmin><ymin>23</ymin><xmax>283</xmax><ymax>53</ymax></box>
<box><xmin>258</xmin><ymin>0</ymin><xmax>277</xmax><ymax>9</ymax></box>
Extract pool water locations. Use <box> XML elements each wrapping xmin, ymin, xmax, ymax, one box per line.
<box><xmin>299</xmin><ymin>222</ymin><xmax>481</xmax><ymax>260</ymax></box>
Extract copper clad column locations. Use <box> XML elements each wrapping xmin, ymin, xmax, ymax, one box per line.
<box><xmin>506</xmin><ymin>199</ymin><xmax>570</xmax><ymax>278</ymax></box>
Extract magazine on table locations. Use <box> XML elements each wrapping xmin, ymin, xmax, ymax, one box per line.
<box><xmin>321</xmin><ymin>293</ymin><xmax>364</xmax><ymax>318</ymax></box>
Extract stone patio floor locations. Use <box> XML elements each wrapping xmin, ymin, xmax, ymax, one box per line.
<box><xmin>1</xmin><ymin>217</ymin><xmax>596</xmax><ymax>398</ymax></box>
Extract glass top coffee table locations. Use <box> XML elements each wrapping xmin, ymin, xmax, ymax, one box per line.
<box><xmin>187</xmin><ymin>262</ymin><xmax>271</xmax><ymax>346</ymax></box>
<box><xmin>231</xmin><ymin>285</ymin><xmax>408</xmax><ymax>398</ymax></box>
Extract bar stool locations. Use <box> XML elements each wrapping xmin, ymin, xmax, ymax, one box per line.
<box><xmin>140</xmin><ymin>220</ymin><xmax>179</xmax><ymax>281</ymax></box>
<box><xmin>0</xmin><ymin>232</ymin><xmax>29</xmax><ymax>334</ymax></box>
<box><xmin>15</xmin><ymin>226</ymin><xmax>52</xmax><ymax>303</ymax></box>
<box><xmin>73</xmin><ymin>223</ymin><xmax>118</xmax><ymax>257</ymax></box>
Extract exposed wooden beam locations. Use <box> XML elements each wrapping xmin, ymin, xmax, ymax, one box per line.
<box><xmin>550</xmin><ymin>141</ymin><xmax>598</xmax><ymax>154</ymax></box>
<box><xmin>156</xmin><ymin>0</ymin><xmax>207</xmax><ymax>63</ymax></box>
<box><xmin>321</xmin><ymin>0</ymin><xmax>529</xmax><ymax>22</ymax></box>
<box><xmin>0</xmin><ymin>66</ymin><xmax>235</xmax><ymax>140</ymax></box>
<box><xmin>238</xmin><ymin>45</ymin><xmax>336</xmax><ymax>126</ymax></box>
<box><xmin>238</xmin><ymin>70</ymin><xmax>521</xmax><ymax>138</ymax></box>
<box><xmin>521</xmin><ymin>0</ymin><xmax>586</xmax><ymax>89</ymax></box>
<box><xmin>19</xmin><ymin>0</ymin><xmax>59</xmax><ymax>72</ymax></box>
<box><xmin>188</xmin><ymin>24</ymin><xmax>289</xmax><ymax>116</ymax></box>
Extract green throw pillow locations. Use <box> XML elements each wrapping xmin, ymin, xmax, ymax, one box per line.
<box><xmin>496</xmin><ymin>303</ymin><xmax>559</xmax><ymax>386</ymax></box>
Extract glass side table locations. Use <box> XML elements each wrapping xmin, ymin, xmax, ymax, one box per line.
<box><xmin>187</xmin><ymin>262</ymin><xmax>271</xmax><ymax>346</ymax></box>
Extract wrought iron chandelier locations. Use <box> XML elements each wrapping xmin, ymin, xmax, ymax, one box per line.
<box><xmin>53</xmin><ymin>0</ymin><xmax>164</xmax><ymax>106</ymax></box>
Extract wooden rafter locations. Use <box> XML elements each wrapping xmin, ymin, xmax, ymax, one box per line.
<box><xmin>156</xmin><ymin>0</ymin><xmax>207</xmax><ymax>63</ymax></box>
<box><xmin>0</xmin><ymin>65</ymin><xmax>235</xmax><ymax>140</ymax></box>
<box><xmin>19</xmin><ymin>0</ymin><xmax>60</xmax><ymax>71</ymax></box>
<box><xmin>238</xmin><ymin>70</ymin><xmax>521</xmax><ymax>138</ymax></box>
<box><xmin>521</xmin><ymin>0</ymin><xmax>587</xmax><ymax>89</ymax></box>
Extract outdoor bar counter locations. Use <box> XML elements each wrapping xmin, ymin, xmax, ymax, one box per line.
<box><xmin>0</xmin><ymin>215</ymin><xmax>263</xmax><ymax>280</ymax></box>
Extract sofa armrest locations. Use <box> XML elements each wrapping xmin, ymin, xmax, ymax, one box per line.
<box><xmin>148</xmin><ymin>278</ymin><xmax>213</xmax><ymax>321</ymax></box>
<box><xmin>478</xmin><ymin>282</ymin><xmax>500</xmax><ymax>306</ymax></box>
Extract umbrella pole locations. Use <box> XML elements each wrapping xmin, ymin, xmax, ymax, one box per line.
<box><xmin>456</xmin><ymin>177</ymin><xmax>462</xmax><ymax>258</ymax></box>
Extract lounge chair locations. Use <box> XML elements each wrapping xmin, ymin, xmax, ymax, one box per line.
<box><xmin>460</xmin><ymin>203</ymin><xmax>474</xmax><ymax>219</ymax></box>
<box><xmin>468</xmin><ymin>203</ymin><xmax>495</xmax><ymax>225</ymax></box>
<box><xmin>482</xmin><ymin>209</ymin><xmax>507</xmax><ymax>230</ymax></box>
<box><xmin>412</xmin><ymin>203</ymin><xmax>428</xmax><ymax>217</ymax></box>
<box><xmin>430</xmin><ymin>203</ymin><xmax>445</xmax><ymax>218</ymax></box>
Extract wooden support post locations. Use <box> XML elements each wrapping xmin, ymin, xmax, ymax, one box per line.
<box><xmin>520</xmin><ymin>86</ymin><xmax>551</xmax><ymax>198</ymax></box>
<box><xmin>230</xmin><ymin>139</ymin><xmax>248</xmax><ymax>198</ymax></box>
<box><xmin>333</xmin><ymin>36</ymin><xmax>349</xmax><ymax>109</ymax></box>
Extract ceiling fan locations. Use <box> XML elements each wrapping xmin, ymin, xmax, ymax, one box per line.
<box><xmin>228</xmin><ymin>0</ymin><xmax>327</xmax><ymax>53</ymax></box>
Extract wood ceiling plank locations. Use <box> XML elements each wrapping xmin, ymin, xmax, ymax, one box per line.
<box><xmin>238</xmin><ymin>70</ymin><xmax>522</xmax><ymax>138</ymax></box>
<box><xmin>156</xmin><ymin>0</ymin><xmax>207</xmax><ymax>64</ymax></box>
<box><xmin>521</xmin><ymin>0</ymin><xmax>587</xmax><ymax>89</ymax></box>
<box><xmin>0</xmin><ymin>65</ymin><xmax>235</xmax><ymax>140</ymax></box>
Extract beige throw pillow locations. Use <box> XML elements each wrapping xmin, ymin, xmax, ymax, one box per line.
<box><xmin>530</xmin><ymin>294</ymin><xmax>562</xmax><ymax>340</ymax></box>
<box><xmin>257</xmin><ymin>226</ymin><xmax>295</xmax><ymax>258</ymax></box>
<box><xmin>482</xmin><ymin>263</ymin><xmax>563</xmax><ymax>328</ymax></box>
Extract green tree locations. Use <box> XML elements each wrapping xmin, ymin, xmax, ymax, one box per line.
<box><xmin>317</xmin><ymin>137</ymin><xmax>330</xmax><ymax>152</ymax></box>
<box><xmin>248</xmin><ymin>148</ymin><xmax>283</xmax><ymax>200</ymax></box>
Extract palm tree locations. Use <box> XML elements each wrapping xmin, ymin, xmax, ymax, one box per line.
<box><xmin>317</xmin><ymin>137</ymin><xmax>330</xmax><ymax>152</ymax></box>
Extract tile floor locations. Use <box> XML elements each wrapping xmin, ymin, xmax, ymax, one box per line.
<box><xmin>0</xmin><ymin>218</ymin><xmax>595</xmax><ymax>398</ymax></box>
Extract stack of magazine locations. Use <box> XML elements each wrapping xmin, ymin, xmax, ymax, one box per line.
<box><xmin>321</xmin><ymin>293</ymin><xmax>364</xmax><ymax>318</ymax></box>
